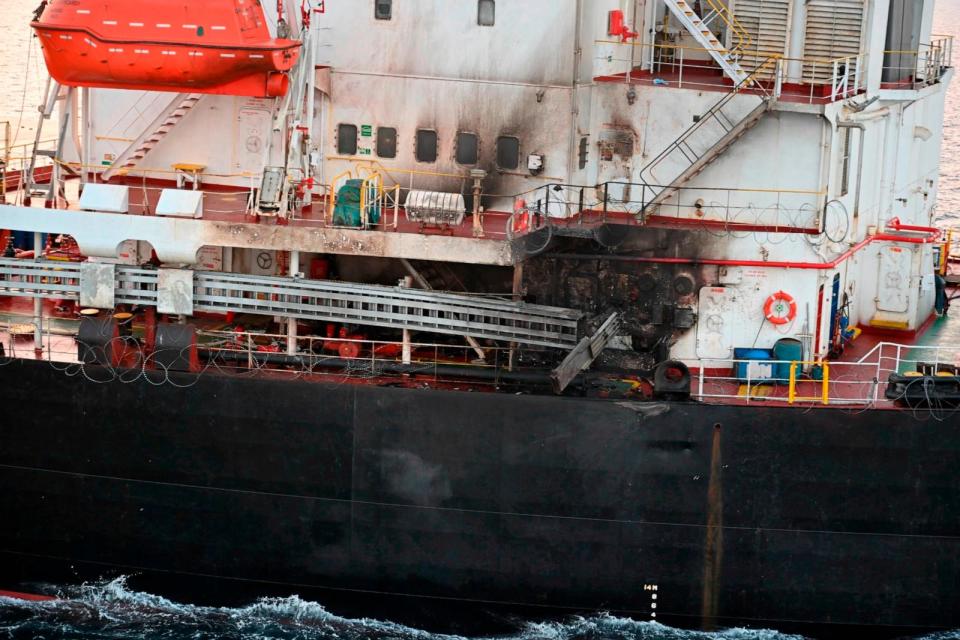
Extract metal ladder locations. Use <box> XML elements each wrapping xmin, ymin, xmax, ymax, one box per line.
<box><xmin>639</xmin><ymin>56</ymin><xmax>779</xmax><ymax>218</ymax></box>
<box><xmin>101</xmin><ymin>94</ymin><xmax>203</xmax><ymax>181</ymax></box>
<box><xmin>662</xmin><ymin>0</ymin><xmax>752</xmax><ymax>84</ymax></box>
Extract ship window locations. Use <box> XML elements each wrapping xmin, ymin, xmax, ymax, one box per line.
<box><xmin>456</xmin><ymin>132</ymin><xmax>479</xmax><ymax>165</ymax></box>
<box><xmin>478</xmin><ymin>0</ymin><xmax>495</xmax><ymax>26</ymax></box>
<box><xmin>375</xmin><ymin>0</ymin><xmax>392</xmax><ymax>20</ymax></box>
<box><xmin>337</xmin><ymin>124</ymin><xmax>358</xmax><ymax>155</ymax></box>
<box><xmin>496</xmin><ymin>136</ymin><xmax>520</xmax><ymax>170</ymax></box>
<box><xmin>839</xmin><ymin>127</ymin><xmax>852</xmax><ymax>197</ymax></box>
<box><xmin>377</xmin><ymin>127</ymin><xmax>398</xmax><ymax>158</ymax></box>
<box><xmin>578</xmin><ymin>136</ymin><xmax>589</xmax><ymax>170</ymax></box>
<box><xmin>415</xmin><ymin>129</ymin><xmax>438</xmax><ymax>163</ymax></box>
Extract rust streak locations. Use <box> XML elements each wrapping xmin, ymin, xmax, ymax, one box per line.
<box><xmin>701</xmin><ymin>422</ymin><xmax>723</xmax><ymax>630</ymax></box>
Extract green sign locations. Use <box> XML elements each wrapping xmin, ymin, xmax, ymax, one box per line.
<box><xmin>360</xmin><ymin>125</ymin><xmax>373</xmax><ymax>137</ymax></box>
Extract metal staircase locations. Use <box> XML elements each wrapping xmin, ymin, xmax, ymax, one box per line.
<box><xmin>639</xmin><ymin>57</ymin><xmax>779</xmax><ymax>217</ymax></box>
<box><xmin>663</xmin><ymin>0</ymin><xmax>752</xmax><ymax>84</ymax></box>
<box><xmin>101</xmin><ymin>93</ymin><xmax>202</xmax><ymax>181</ymax></box>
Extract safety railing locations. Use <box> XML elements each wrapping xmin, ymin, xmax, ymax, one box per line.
<box><xmin>856</xmin><ymin>341</ymin><xmax>960</xmax><ymax>378</ymax></box>
<box><xmin>692</xmin><ymin>340</ymin><xmax>960</xmax><ymax>408</ymax></box>
<box><xmin>0</xmin><ymin>317</ymin><xmax>544</xmax><ymax>386</ymax></box>
<box><xmin>595</xmin><ymin>40</ymin><xmax>868</xmax><ymax>104</ymax></box>
<box><xmin>701</xmin><ymin>0</ymin><xmax>752</xmax><ymax>55</ymax></box>
<box><xmin>196</xmin><ymin>328</ymin><xmax>522</xmax><ymax>373</ymax></box>
<box><xmin>825</xmin><ymin>54</ymin><xmax>864</xmax><ymax>102</ymax></box>
<box><xmin>938</xmin><ymin>228</ymin><xmax>954</xmax><ymax>276</ymax></box>
<box><xmin>694</xmin><ymin>358</ymin><xmax>880</xmax><ymax>407</ymax></box>
<box><xmin>1</xmin><ymin>137</ymin><xmax>60</xmax><ymax>204</ymax></box>
<box><xmin>882</xmin><ymin>37</ymin><xmax>954</xmax><ymax>89</ymax></box>
<box><xmin>527</xmin><ymin>181</ymin><xmax>823</xmax><ymax>231</ymax></box>
<box><xmin>359</xmin><ymin>172</ymin><xmax>382</xmax><ymax>228</ymax></box>
<box><xmin>787</xmin><ymin>360</ymin><xmax>829</xmax><ymax>405</ymax></box>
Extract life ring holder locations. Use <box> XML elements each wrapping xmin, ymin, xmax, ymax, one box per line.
<box><xmin>764</xmin><ymin>291</ymin><xmax>797</xmax><ymax>325</ymax></box>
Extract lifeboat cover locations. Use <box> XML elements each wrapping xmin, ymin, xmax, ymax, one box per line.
<box><xmin>33</xmin><ymin>0</ymin><xmax>302</xmax><ymax>98</ymax></box>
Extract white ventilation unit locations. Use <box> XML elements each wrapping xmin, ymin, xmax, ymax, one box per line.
<box><xmin>803</xmin><ymin>0</ymin><xmax>866</xmax><ymax>82</ymax></box>
<box><xmin>735</xmin><ymin>0</ymin><xmax>791</xmax><ymax>74</ymax></box>
<box><xmin>79</xmin><ymin>184</ymin><xmax>130</xmax><ymax>214</ymax></box>
<box><xmin>156</xmin><ymin>189</ymin><xmax>204</xmax><ymax>219</ymax></box>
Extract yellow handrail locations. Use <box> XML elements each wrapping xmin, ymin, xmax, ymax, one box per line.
<box><xmin>326</xmin><ymin>156</ymin><xmax>468</xmax><ymax>181</ymax></box>
<box><xmin>940</xmin><ymin>229</ymin><xmax>954</xmax><ymax>276</ymax></box>
<box><xmin>597</xmin><ymin>39</ymin><xmax>862</xmax><ymax>66</ymax></box>
<box><xmin>788</xmin><ymin>361</ymin><xmax>830</xmax><ymax>405</ymax></box>
<box><xmin>358</xmin><ymin>172</ymin><xmax>382</xmax><ymax>228</ymax></box>
<box><xmin>327</xmin><ymin>169</ymin><xmax>354</xmax><ymax>218</ymax></box>
<box><xmin>702</xmin><ymin>0</ymin><xmax>752</xmax><ymax>55</ymax></box>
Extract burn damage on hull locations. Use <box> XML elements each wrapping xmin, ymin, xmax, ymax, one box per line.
<box><xmin>521</xmin><ymin>228</ymin><xmax>709</xmax><ymax>363</ymax></box>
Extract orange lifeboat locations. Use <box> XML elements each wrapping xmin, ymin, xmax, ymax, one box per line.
<box><xmin>32</xmin><ymin>0</ymin><xmax>302</xmax><ymax>98</ymax></box>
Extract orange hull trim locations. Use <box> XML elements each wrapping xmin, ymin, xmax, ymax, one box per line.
<box><xmin>33</xmin><ymin>0</ymin><xmax>302</xmax><ymax>98</ymax></box>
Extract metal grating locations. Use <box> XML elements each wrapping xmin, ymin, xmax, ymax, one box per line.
<box><xmin>0</xmin><ymin>259</ymin><xmax>583</xmax><ymax>349</ymax></box>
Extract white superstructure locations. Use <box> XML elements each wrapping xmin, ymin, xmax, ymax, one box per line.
<box><xmin>0</xmin><ymin>0</ymin><xmax>954</xmax><ymax>367</ymax></box>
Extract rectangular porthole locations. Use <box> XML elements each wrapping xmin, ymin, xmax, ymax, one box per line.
<box><xmin>456</xmin><ymin>132</ymin><xmax>479</xmax><ymax>165</ymax></box>
<box><xmin>416</xmin><ymin>129</ymin><xmax>438</xmax><ymax>163</ymax></box>
<box><xmin>337</xmin><ymin>124</ymin><xmax>358</xmax><ymax>155</ymax></box>
<box><xmin>578</xmin><ymin>136</ymin><xmax>589</xmax><ymax>170</ymax></box>
<box><xmin>496</xmin><ymin>136</ymin><xmax>520</xmax><ymax>170</ymax></box>
<box><xmin>377</xmin><ymin>127</ymin><xmax>398</xmax><ymax>158</ymax></box>
<box><xmin>478</xmin><ymin>0</ymin><xmax>495</xmax><ymax>26</ymax></box>
<box><xmin>375</xmin><ymin>0</ymin><xmax>392</xmax><ymax>20</ymax></box>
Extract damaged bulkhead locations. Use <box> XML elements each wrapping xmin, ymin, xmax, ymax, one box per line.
<box><xmin>521</xmin><ymin>229</ymin><xmax>717</xmax><ymax>366</ymax></box>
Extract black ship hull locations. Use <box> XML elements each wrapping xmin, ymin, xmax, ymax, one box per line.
<box><xmin>0</xmin><ymin>358</ymin><xmax>957</xmax><ymax>638</ymax></box>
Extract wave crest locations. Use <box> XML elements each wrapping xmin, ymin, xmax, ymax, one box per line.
<box><xmin>0</xmin><ymin>578</ymin><xmax>869</xmax><ymax>640</ymax></box>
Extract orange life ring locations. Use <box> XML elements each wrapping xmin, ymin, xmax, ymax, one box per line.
<box><xmin>764</xmin><ymin>291</ymin><xmax>797</xmax><ymax>325</ymax></box>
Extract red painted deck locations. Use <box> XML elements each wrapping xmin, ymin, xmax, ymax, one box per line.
<box><xmin>4</xmin><ymin>287</ymin><xmax>960</xmax><ymax>409</ymax></box>
<box><xmin>594</xmin><ymin>67</ymin><xmax>863</xmax><ymax>105</ymax></box>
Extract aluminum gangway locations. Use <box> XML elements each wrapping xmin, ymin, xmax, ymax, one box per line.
<box><xmin>0</xmin><ymin>259</ymin><xmax>583</xmax><ymax>349</ymax></box>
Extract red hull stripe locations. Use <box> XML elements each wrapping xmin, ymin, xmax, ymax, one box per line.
<box><xmin>0</xmin><ymin>590</ymin><xmax>57</xmax><ymax>602</ymax></box>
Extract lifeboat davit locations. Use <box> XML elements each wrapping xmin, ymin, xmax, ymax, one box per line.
<box><xmin>32</xmin><ymin>0</ymin><xmax>302</xmax><ymax>98</ymax></box>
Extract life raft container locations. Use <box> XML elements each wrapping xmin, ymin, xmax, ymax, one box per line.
<box><xmin>32</xmin><ymin>0</ymin><xmax>302</xmax><ymax>98</ymax></box>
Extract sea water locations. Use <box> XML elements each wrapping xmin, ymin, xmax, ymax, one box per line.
<box><xmin>0</xmin><ymin>577</ymin><xmax>815</xmax><ymax>640</ymax></box>
<box><xmin>0</xmin><ymin>1</ymin><xmax>959</xmax><ymax>638</ymax></box>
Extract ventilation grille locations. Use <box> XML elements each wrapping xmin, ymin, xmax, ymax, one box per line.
<box><xmin>803</xmin><ymin>0</ymin><xmax>865</xmax><ymax>82</ymax></box>
<box><xmin>733</xmin><ymin>0</ymin><xmax>790</xmax><ymax>75</ymax></box>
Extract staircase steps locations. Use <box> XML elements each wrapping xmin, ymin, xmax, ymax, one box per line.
<box><xmin>662</xmin><ymin>0</ymin><xmax>751</xmax><ymax>85</ymax></box>
<box><xmin>642</xmin><ymin>97</ymin><xmax>773</xmax><ymax>214</ymax></box>
<box><xmin>102</xmin><ymin>94</ymin><xmax>202</xmax><ymax>181</ymax></box>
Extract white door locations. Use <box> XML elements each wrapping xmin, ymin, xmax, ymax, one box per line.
<box><xmin>877</xmin><ymin>245</ymin><xmax>910</xmax><ymax>313</ymax></box>
<box><xmin>697</xmin><ymin>286</ymin><xmax>736</xmax><ymax>359</ymax></box>
<box><xmin>233</xmin><ymin>99</ymin><xmax>274</xmax><ymax>174</ymax></box>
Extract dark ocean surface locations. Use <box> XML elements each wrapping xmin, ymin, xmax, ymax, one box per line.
<box><xmin>1</xmin><ymin>1</ymin><xmax>959</xmax><ymax>639</ymax></box>
<box><xmin>0</xmin><ymin>577</ymin><xmax>957</xmax><ymax>640</ymax></box>
<box><xmin>0</xmin><ymin>577</ymin><xmax>880</xmax><ymax>640</ymax></box>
